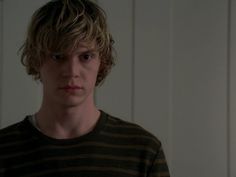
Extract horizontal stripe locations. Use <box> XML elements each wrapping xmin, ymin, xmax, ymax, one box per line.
<box><xmin>0</xmin><ymin>131</ymin><xmax>21</xmax><ymax>138</ymax></box>
<box><xmin>3</xmin><ymin>153</ymin><xmax>152</xmax><ymax>170</ymax></box>
<box><xmin>106</xmin><ymin>121</ymin><xmax>140</xmax><ymax>128</ymax></box>
<box><xmin>100</xmin><ymin>130</ymin><xmax>158</xmax><ymax>141</ymax></box>
<box><xmin>0</xmin><ymin>138</ymin><xmax>36</xmax><ymax>148</ymax></box>
<box><xmin>151</xmin><ymin>172</ymin><xmax>170</xmax><ymax>177</ymax></box>
<box><xmin>0</xmin><ymin>141</ymin><xmax>157</xmax><ymax>159</ymax></box>
<box><xmin>21</xmin><ymin>166</ymin><xmax>143</xmax><ymax>177</ymax></box>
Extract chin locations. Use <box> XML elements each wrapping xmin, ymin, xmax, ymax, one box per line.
<box><xmin>59</xmin><ymin>97</ymin><xmax>87</xmax><ymax>108</ymax></box>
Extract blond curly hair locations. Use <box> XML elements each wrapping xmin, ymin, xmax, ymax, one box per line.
<box><xmin>20</xmin><ymin>0</ymin><xmax>115</xmax><ymax>86</ymax></box>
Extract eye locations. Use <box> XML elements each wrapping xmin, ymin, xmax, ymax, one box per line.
<box><xmin>50</xmin><ymin>53</ymin><xmax>65</xmax><ymax>62</ymax></box>
<box><xmin>79</xmin><ymin>53</ymin><xmax>95</xmax><ymax>62</ymax></box>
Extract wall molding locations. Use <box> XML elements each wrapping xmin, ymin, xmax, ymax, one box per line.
<box><xmin>230</xmin><ymin>0</ymin><xmax>236</xmax><ymax>176</ymax></box>
<box><xmin>0</xmin><ymin>0</ymin><xmax>3</xmax><ymax>127</ymax></box>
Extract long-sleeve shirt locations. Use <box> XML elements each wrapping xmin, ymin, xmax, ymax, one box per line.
<box><xmin>0</xmin><ymin>111</ymin><xmax>170</xmax><ymax>177</ymax></box>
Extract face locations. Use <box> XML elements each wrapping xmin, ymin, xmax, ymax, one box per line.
<box><xmin>39</xmin><ymin>41</ymin><xmax>101</xmax><ymax>108</ymax></box>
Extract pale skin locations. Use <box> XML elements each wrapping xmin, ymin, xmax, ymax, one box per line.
<box><xmin>35</xmin><ymin>41</ymin><xmax>101</xmax><ymax>139</ymax></box>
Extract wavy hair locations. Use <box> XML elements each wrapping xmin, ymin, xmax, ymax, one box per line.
<box><xmin>20</xmin><ymin>0</ymin><xmax>115</xmax><ymax>86</ymax></box>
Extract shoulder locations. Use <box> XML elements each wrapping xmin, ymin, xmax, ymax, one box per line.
<box><xmin>0</xmin><ymin>121</ymin><xmax>22</xmax><ymax>136</ymax></box>
<box><xmin>0</xmin><ymin>117</ymin><xmax>30</xmax><ymax>145</ymax></box>
<box><xmin>105</xmin><ymin>113</ymin><xmax>159</xmax><ymax>138</ymax></box>
<box><xmin>103</xmin><ymin>112</ymin><xmax>162</xmax><ymax>150</ymax></box>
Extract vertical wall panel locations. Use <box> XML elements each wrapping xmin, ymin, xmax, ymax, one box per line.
<box><xmin>1</xmin><ymin>0</ymin><xmax>47</xmax><ymax>127</ymax></box>
<box><xmin>230</xmin><ymin>0</ymin><xmax>236</xmax><ymax>176</ymax></box>
<box><xmin>134</xmin><ymin>0</ymin><xmax>171</xmax><ymax>164</ymax></box>
<box><xmin>0</xmin><ymin>0</ymin><xmax>3</xmax><ymax>127</ymax></box>
<box><xmin>96</xmin><ymin>0</ymin><xmax>133</xmax><ymax>122</ymax></box>
<box><xmin>171</xmin><ymin>0</ymin><xmax>228</xmax><ymax>177</ymax></box>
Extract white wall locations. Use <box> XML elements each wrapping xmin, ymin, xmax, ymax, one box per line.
<box><xmin>171</xmin><ymin>0</ymin><xmax>228</xmax><ymax>176</ymax></box>
<box><xmin>0</xmin><ymin>0</ymin><xmax>47</xmax><ymax>126</ymax></box>
<box><xmin>0</xmin><ymin>0</ymin><xmax>234</xmax><ymax>177</ymax></box>
<box><xmin>95</xmin><ymin>0</ymin><xmax>134</xmax><ymax>122</ymax></box>
<box><xmin>0</xmin><ymin>0</ymin><xmax>3</xmax><ymax>125</ymax></box>
<box><xmin>230</xmin><ymin>1</ymin><xmax>236</xmax><ymax>176</ymax></box>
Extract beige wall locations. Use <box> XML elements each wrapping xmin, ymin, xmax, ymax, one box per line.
<box><xmin>0</xmin><ymin>0</ymin><xmax>46</xmax><ymax>127</ymax></box>
<box><xmin>0</xmin><ymin>0</ymin><xmax>234</xmax><ymax>177</ymax></box>
<box><xmin>230</xmin><ymin>1</ymin><xmax>236</xmax><ymax>176</ymax></box>
<box><xmin>0</xmin><ymin>0</ymin><xmax>3</xmax><ymax>122</ymax></box>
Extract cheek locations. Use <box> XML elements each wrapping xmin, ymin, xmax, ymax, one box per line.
<box><xmin>89</xmin><ymin>62</ymin><xmax>101</xmax><ymax>83</ymax></box>
<box><xmin>91</xmin><ymin>60</ymin><xmax>101</xmax><ymax>75</ymax></box>
<box><xmin>39</xmin><ymin>65</ymin><xmax>54</xmax><ymax>83</ymax></box>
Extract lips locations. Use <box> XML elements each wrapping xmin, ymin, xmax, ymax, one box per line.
<box><xmin>59</xmin><ymin>85</ymin><xmax>82</xmax><ymax>91</ymax></box>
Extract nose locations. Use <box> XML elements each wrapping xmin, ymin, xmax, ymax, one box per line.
<box><xmin>62</xmin><ymin>56</ymin><xmax>80</xmax><ymax>78</ymax></box>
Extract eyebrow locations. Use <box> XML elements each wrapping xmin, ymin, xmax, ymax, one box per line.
<box><xmin>49</xmin><ymin>44</ymin><xmax>98</xmax><ymax>56</ymax></box>
<box><xmin>74</xmin><ymin>48</ymin><xmax>98</xmax><ymax>54</ymax></box>
<box><xmin>76</xmin><ymin>42</ymin><xmax>97</xmax><ymax>51</ymax></box>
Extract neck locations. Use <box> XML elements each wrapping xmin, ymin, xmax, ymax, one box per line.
<box><xmin>35</xmin><ymin>99</ymin><xmax>100</xmax><ymax>139</ymax></box>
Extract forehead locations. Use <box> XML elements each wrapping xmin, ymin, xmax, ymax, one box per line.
<box><xmin>46</xmin><ymin>39</ymin><xmax>99</xmax><ymax>57</ymax></box>
<box><xmin>77</xmin><ymin>40</ymin><xmax>97</xmax><ymax>50</ymax></box>
<box><xmin>65</xmin><ymin>40</ymin><xmax>98</xmax><ymax>54</ymax></box>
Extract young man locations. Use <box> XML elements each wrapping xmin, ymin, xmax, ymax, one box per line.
<box><xmin>0</xmin><ymin>0</ymin><xmax>170</xmax><ymax>176</ymax></box>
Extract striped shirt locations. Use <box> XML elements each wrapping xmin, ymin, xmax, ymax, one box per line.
<box><xmin>0</xmin><ymin>111</ymin><xmax>170</xmax><ymax>177</ymax></box>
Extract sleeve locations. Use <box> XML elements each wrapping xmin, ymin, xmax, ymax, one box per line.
<box><xmin>147</xmin><ymin>146</ymin><xmax>170</xmax><ymax>177</ymax></box>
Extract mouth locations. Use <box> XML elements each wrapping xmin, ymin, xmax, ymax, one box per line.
<box><xmin>58</xmin><ymin>85</ymin><xmax>82</xmax><ymax>91</ymax></box>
